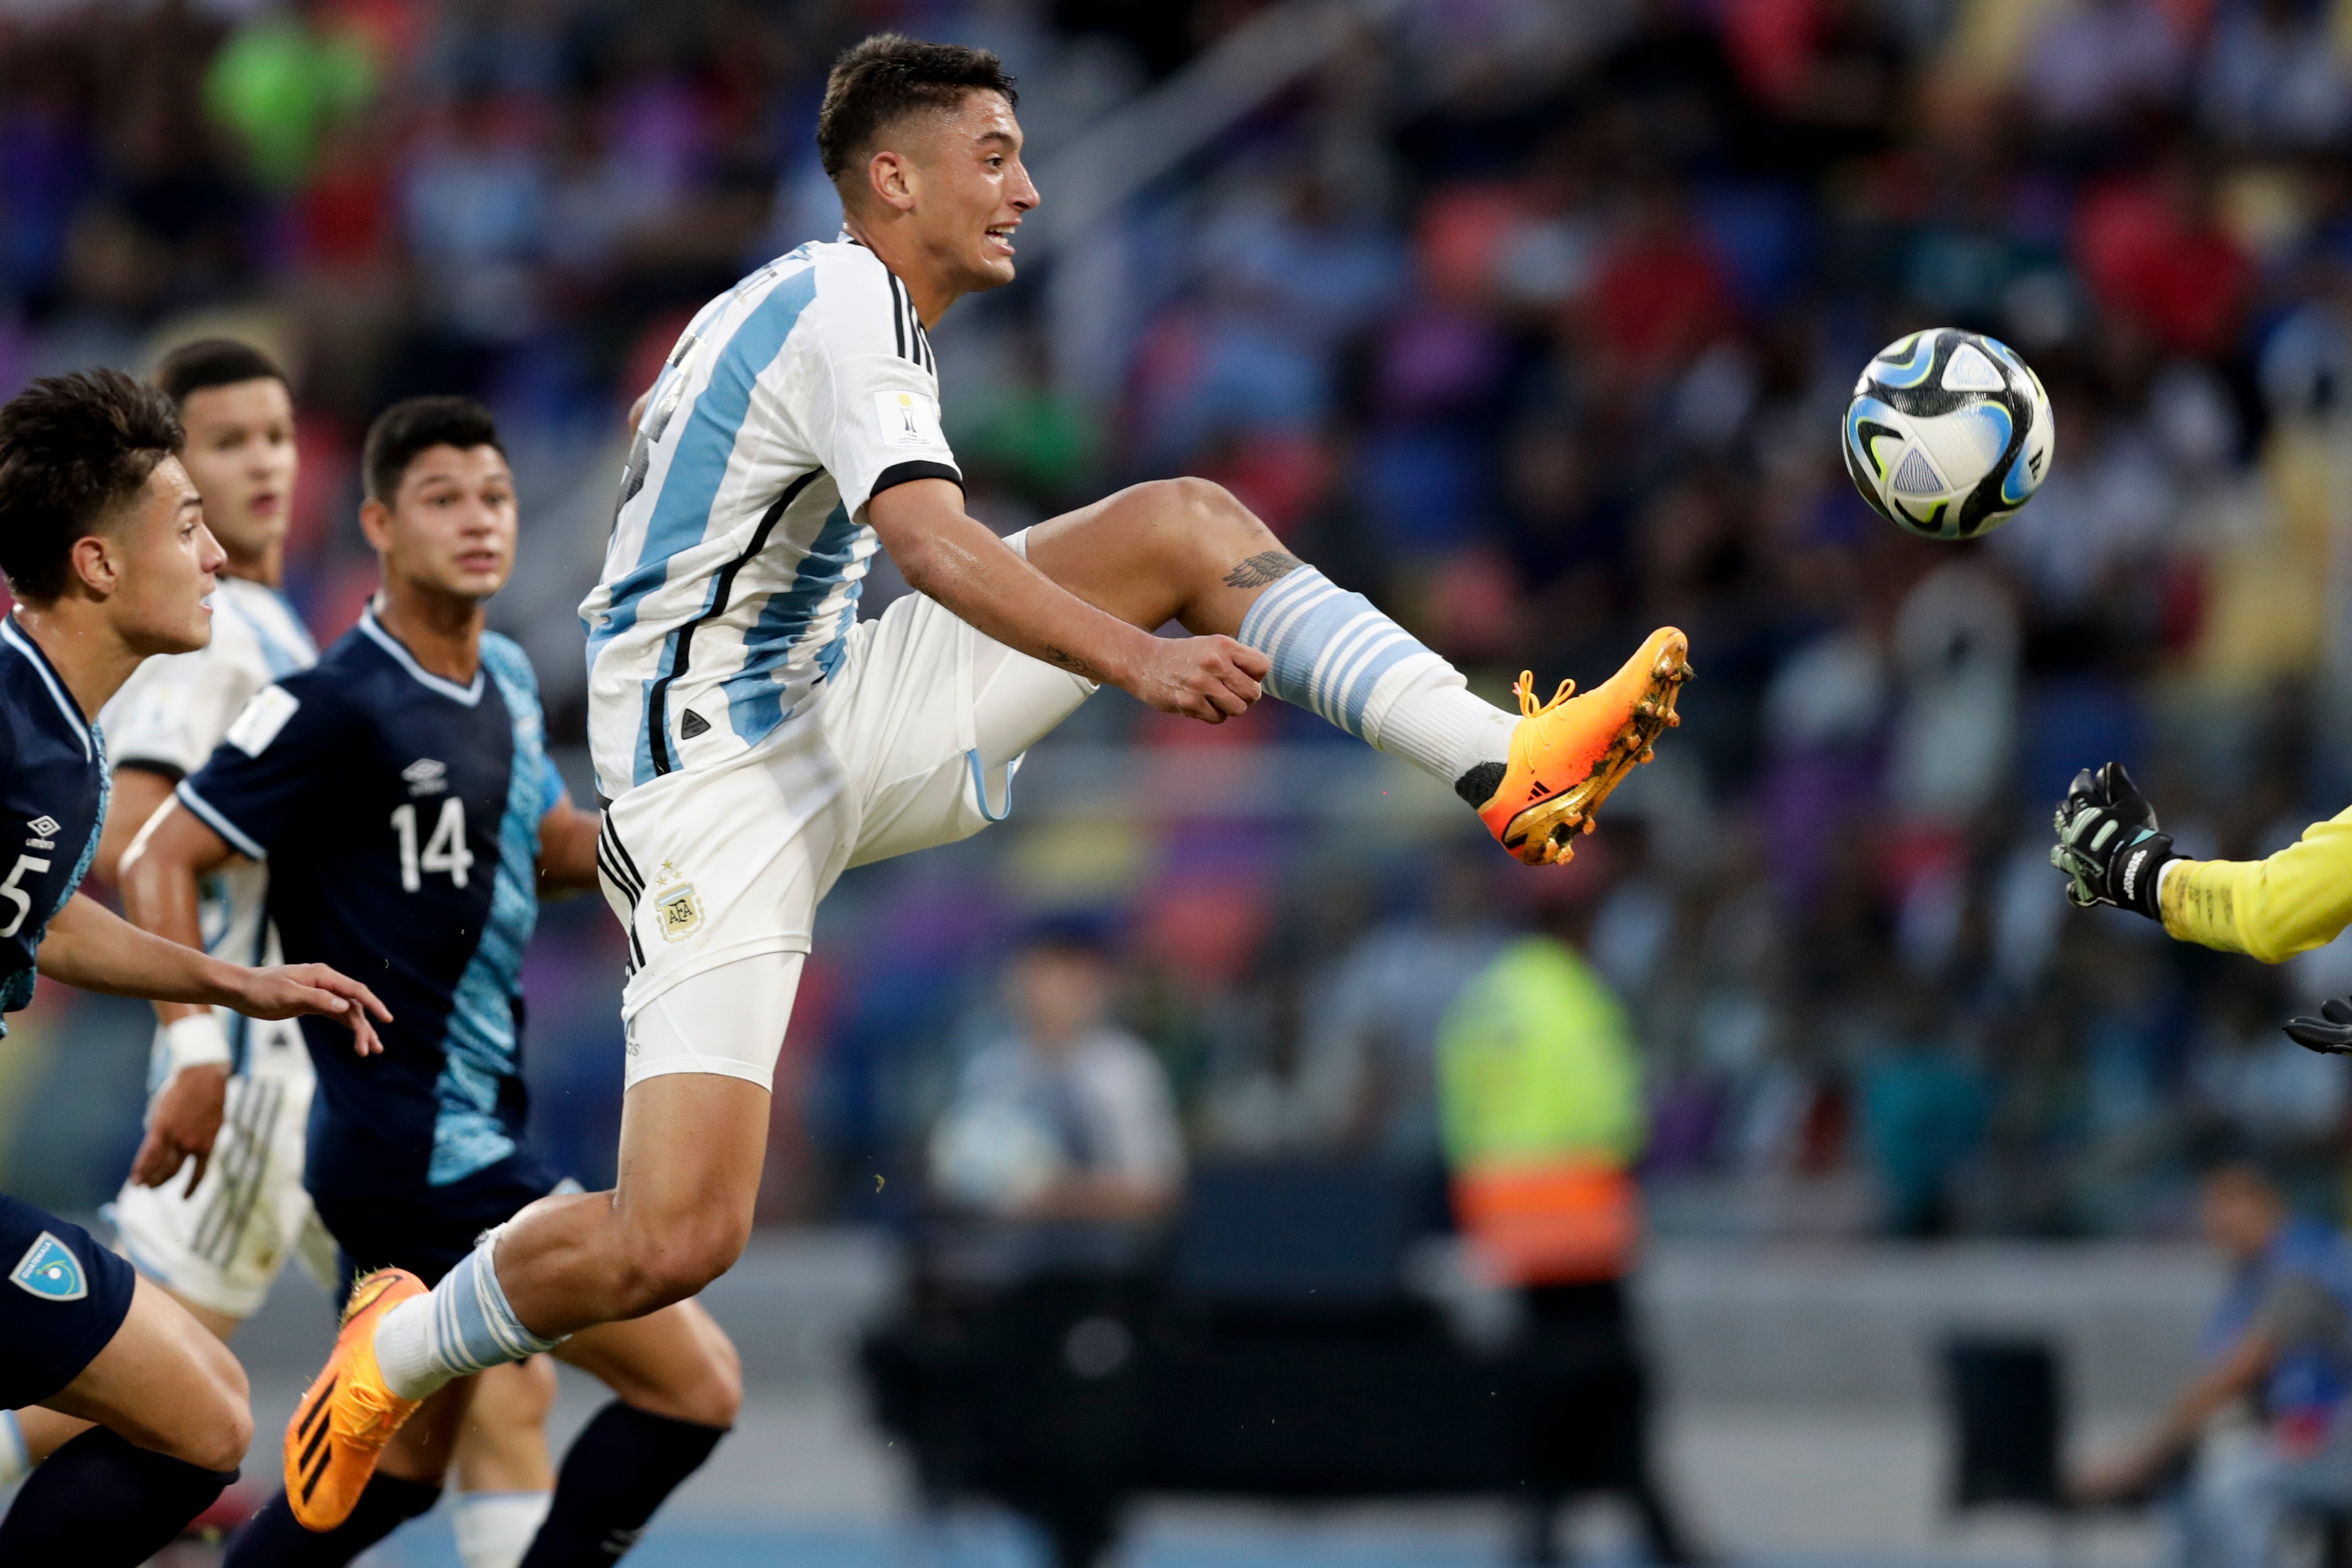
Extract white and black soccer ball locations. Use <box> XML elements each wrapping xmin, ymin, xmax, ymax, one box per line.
<box><xmin>1843</xmin><ymin>328</ymin><xmax>2055</xmax><ymax>541</ymax></box>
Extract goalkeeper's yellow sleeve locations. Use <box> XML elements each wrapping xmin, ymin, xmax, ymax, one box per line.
<box><xmin>2160</xmin><ymin>804</ymin><xmax>2352</xmax><ymax>963</ymax></box>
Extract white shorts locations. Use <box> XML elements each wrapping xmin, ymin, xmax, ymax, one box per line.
<box><xmin>600</xmin><ymin>531</ymin><xmax>1095</xmax><ymax>1090</ymax></box>
<box><xmin>107</xmin><ymin>1023</ymin><xmax>331</xmax><ymax>1318</ymax></box>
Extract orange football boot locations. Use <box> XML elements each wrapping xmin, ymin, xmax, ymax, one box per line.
<box><xmin>1475</xmin><ymin>627</ymin><xmax>1692</xmax><ymax>866</ymax></box>
<box><xmin>285</xmin><ymin>1268</ymin><xmax>428</xmax><ymax>1531</ymax></box>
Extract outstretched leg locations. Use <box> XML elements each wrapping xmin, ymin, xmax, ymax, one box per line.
<box><xmin>1021</xmin><ymin>478</ymin><xmax>1689</xmax><ymax>865</ymax></box>
<box><xmin>1</xmin><ymin>1275</ymin><xmax>247</xmax><ymax>1564</ymax></box>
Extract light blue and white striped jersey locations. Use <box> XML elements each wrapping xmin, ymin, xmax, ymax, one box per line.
<box><xmin>580</xmin><ymin>235</ymin><xmax>960</xmax><ymax>801</ymax></box>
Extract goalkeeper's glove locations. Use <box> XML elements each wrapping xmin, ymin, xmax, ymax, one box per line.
<box><xmin>2285</xmin><ymin>997</ymin><xmax>2352</xmax><ymax>1056</ymax></box>
<box><xmin>2050</xmin><ymin>761</ymin><xmax>2176</xmax><ymax>919</ymax></box>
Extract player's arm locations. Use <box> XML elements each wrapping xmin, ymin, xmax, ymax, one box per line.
<box><xmin>537</xmin><ymin>801</ymin><xmax>602</xmax><ymax>896</ymax></box>
<box><xmin>86</xmin><ymin>766</ymin><xmax>179</xmax><ymax>890</ymax></box>
<box><xmin>2052</xmin><ymin>761</ymin><xmax>2352</xmax><ymax>961</ymax></box>
<box><xmin>39</xmin><ymin>883</ymin><xmax>387</xmax><ymax>1036</ymax></box>
<box><xmin>867</xmin><ymin>478</ymin><xmax>1266</xmax><ymax>722</ymax></box>
<box><xmin>116</xmin><ymin>800</ymin><xmax>390</xmax><ymax>1189</ymax></box>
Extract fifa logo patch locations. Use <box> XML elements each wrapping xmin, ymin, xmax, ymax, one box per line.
<box><xmin>10</xmin><ymin>1232</ymin><xmax>86</xmax><ymax>1301</ymax></box>
<box><xmin>654</xmin><ymin>883</ymin><xmax>702</xmax><ymax>943</ymax></box>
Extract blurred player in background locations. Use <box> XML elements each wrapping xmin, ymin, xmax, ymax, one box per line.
<box><xmin>125</xmin><ymin>395</ymin><xmax>739</xmax><ymax>1564</ymax></box>
<box><xmin>0</xmin><ymin>367</ymin><xmax>388</xmax><ymax>1562</ymax></box>
<box><xmin>2071</xmin><ymin>1160</ymin><xmax>2352</xmax><ymax>1567</ymax></box>
<box><xmin>0</xmin><ymin>342</ymin><xmax>570</xmax><ymax>1568</ymax></box>
<box><xmin>283</xmin><ymin>35</ymin><xmax>1695</xmax><ymax>1526</ymax></box>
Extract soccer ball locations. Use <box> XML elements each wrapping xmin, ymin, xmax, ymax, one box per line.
<box><xmin>1843</xmin><ymin>328</ymin><xmax>2055</xmax><ymax>541</ymax></box>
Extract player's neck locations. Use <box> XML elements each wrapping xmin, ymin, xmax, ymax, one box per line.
<box><xmin>11</xmin><ymin>598</ymin><xmax>145</xmax><ymax>718</ymax></box>
<box><xmin>842</xmin><ymin>214</ymin><xmax>958</xmax><ymax>326</ymax></box>
<box><xmin>371</xmin><ymin>587</ymin><xmax>484</xmax><ymax>685</ymax></box>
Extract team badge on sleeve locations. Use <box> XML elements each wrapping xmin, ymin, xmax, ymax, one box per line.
<box><xmin>874</xmin><ymin>389</ymin><xmax>944</xmax><ymax>448</ymax></box>
<box><xmin>10</xmin><ymin>1232</ymin><xmax>86</xmax><ymax>1301</ymax></box>
<box><xmin>225</xmin><ymin>685</ymin><xmax>301</xmax><ymax>756</ymax></box>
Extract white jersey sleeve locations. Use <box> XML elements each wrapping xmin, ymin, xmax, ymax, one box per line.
<box><xmin>99</xmin><ymin>578</ymin><xmax>317</xmax><ymax>778</ymax></box>
<box><xmin>104</xmin><ymin>642</ymin><xmax>267</xmax><ymax>779</ymax></box>
<box><xmin>801</xmin><ymin>251</ymin><xmax>961</xmax><ymax>518</ymax></box>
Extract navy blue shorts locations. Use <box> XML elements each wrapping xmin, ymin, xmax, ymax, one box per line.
<box><xmin>0</xmin><ymin>1193</ymin><xmax>137</xmax><ymax>1410</ymax></box>
<box><xmin>313</xmin><ymin>1156</ymin><xmax>561</xmax><ymax>1298</ymax></box>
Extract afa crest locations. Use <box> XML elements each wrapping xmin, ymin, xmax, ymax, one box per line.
<box><xmin>655</xmin><ymin>883</ymin><xmax>702</xmax><ymax>943</ymax></box>
<box><xmin>11</xmin><ymin>1232</ymin><xmax>86</xmax><ymax>1301</ymax></box>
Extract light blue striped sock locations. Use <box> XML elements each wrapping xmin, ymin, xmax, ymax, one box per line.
<box><xmin>372</xmin><ymin>1229</ymin><xmax>563</xmax><ymax>1401</ymax></box>
<box><xmin>1236</xmin><ymin>566</ymin><xmax>1511</xmax><ymax>786</ymax></box>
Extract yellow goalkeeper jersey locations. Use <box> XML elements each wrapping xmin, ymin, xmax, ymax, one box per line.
<box><xmin>2162</xmin><ymin>805</ymin><xmax>2352</xmax><ymax>963</ymax></box>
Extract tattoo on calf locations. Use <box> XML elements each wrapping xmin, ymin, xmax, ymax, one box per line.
<box><xmin>1045</xmin><ymin>646</ymin><xmax>1107</xmax><ymax>682</ymax></box>
<box><xmin>1223</xmin><ymin>550</ymin><xmax>1304</xmax><ymax>590</ymax></box>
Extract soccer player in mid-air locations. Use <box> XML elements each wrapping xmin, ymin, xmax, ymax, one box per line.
<box><xmin>0</xmin><ymin>367</ymin><xmax>388</xmax><ymax>1563</ymax></box>
<box><xmin>124</xmin><ymin>396</ymin><xmax>740</xmax><ymax>1562</ymax></box>
<box><xmin>0</xmin><ymin>341</ymin><xmax>567</xmax><ymax>1568</ymax></box>
<box><xmin>283</xmin><ymin>35</ymin><xmax>1695</xmax><ymax>1523</ymax></box>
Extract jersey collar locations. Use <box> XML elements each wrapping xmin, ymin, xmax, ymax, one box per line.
<box><xmin>359</xmin><ymin>606</ymin><xmax>485</xmax><ymax>706</ymax></box>
<box><xmin>0</xmin><ymin>613</ymin><xmax>92</xmax><ymax>759</ymax></box>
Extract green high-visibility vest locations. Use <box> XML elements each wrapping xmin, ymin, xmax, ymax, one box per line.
<box><xmin>1437</xmin><ymin>936</ymin><xmax>1645</xmax><ymax>1168</ymax></box>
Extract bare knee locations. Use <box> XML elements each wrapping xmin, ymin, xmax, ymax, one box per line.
<box><xmin>1147</xmin><ymin>476</ymin><xmax>1267</xmax><ymax>544</ymax></box>
<box><xmin>174</xmin><ymin>1340</ymin><xmax>251</xmax><ymax>1472</ymax></box>
<box><xmin>612</xmin><ymin>1222</ymin><xmax>747</xmax><ymax>1318</ymax></box>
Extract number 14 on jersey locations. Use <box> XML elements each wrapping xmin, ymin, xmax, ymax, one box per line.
<box><xmin>391</xmin><ymin>799</ymin><xmax>472</xmax><ymax>891</ymax></box>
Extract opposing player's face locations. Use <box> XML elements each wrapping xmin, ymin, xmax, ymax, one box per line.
<box><xmin>905</xmin><ymin>91</ymin><xmax>1037</xmax><ymax>295</ymax></box>
<box><xmin>382</xmin><ymin>444</ymin><xmax>517</xmax><ymax>601</ymax></box>
<box><xmin>106</xmin><ymin>455</ymin><xmax>226</xmax><ymax>655</ymax></box>
<box><xmin>177</xmin><ymin>377</ymin><xmax>296</xmax><ymax>571</ymax></box>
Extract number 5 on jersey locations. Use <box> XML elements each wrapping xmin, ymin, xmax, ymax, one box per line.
<box><xmin>390</xmin><ymin>799</ymin><xmax>472</xmax><ymax>891</ymax></box>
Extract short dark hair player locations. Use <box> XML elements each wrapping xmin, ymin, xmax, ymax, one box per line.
<box><xmin>0</xmin><ymin>367</ymin><xmax>389</xmax><ymax>1564</ymax></box>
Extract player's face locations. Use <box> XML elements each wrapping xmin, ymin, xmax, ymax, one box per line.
<box><xmin>177</xmin><ymin>377</ymin><xmax>296</xmax><ymax>571</ymax></box>
<box><xmin>382</xmin><ymin>444</ymin><xmax>517</xmax><ymax>602</ymax></box>
<box><xmin>106</xmin><ymin>455</ymin><xmax>226</xmax><ymax>655</ymax></box>
<box><xmin>904</xmin><ymin>91</ymin><xmax>1037</xmax><ymax>297</ymax></box>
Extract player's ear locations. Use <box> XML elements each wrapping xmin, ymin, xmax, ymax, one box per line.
<box><xmin>64</xmin><ymin>532</ymin><xmax>118</xmax><ymax>601</ymax></box>
<box><xmin>358</xmin><ymin>496</ymin><xmax>393</xmax><ymax>553</ymax></box>
<box><xmin>867</xmin><ymin>148</ymin><xmax>916</xmax><ymax>214</ymax></box>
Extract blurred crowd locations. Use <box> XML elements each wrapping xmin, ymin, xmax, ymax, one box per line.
<box><xmin>10</xmin><ymin>0</ymin><xmax>2352</xmax><ymax>1238</ymax></box>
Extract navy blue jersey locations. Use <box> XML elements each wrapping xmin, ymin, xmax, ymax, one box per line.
<box><xmin>0</xmin><ymin>615</ymin><xmax>109</xmax><ymax>1032</ymax></box>
<box><xmin>177</xmin><ymin>609</ymin><xmax>564</xmax><ymax>1203</ymax></box>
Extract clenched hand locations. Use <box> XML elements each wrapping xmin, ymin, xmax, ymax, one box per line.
<box><xmin>1123</xmin><ymin>634</ymin><xmax>1269</xmax><ymax>723</ymax></box>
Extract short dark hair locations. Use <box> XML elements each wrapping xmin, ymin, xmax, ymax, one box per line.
<box><xmin>815</xmin><ymin>34</ymin><xmax>1017</xmax><ymax>185</ymax></box>
<box><xmin>0</xmin><ymin>368</ymin><xmax>184</xmax><ymax>602</ymax></box>
<box><xmin>153</xmin><ymin>338</ymin><xmax>288</xmax><ymax>408</ymax></box>
<box><xmin>361</xmin><ymin>395</ymin><xmax>504</xmax><ymax>505</ymax></box>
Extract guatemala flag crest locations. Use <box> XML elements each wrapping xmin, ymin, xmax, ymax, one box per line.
<box><xmin>11</xmin><ymin>1232</ymin><xmax>85</xmax><ymax>1300</ymax></box>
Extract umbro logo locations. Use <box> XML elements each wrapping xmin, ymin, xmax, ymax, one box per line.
<box><xmin>402</xmin><ymin>759</ymin><xmax>448</xmax><ymax>797</ymax></box>
<box><xmin>26</xmin><ymin>816</ymin><xmax>60</xmax><ymax>839</ymax></box>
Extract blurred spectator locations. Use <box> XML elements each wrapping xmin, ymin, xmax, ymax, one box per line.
<box><xmin>929</xmin><ymin>923</ymin><xmax>1184</xmax><ymax>1224</ymax></box>
<box><xmin>1435</xmin><ymin>869</ymin><xmax>1699</xmax><ymax>1565</ymax></box>
<box><xmin>2074</xmin><ymin>1160</ymin><xmax>2352</xmax><ymax>1565</ymax></box>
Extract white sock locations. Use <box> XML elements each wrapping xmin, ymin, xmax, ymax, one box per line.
<box><xmin>372</xmin><ymin>1229</ymin><xmax>563</xmax><ymax>1403</ymax></box>
<box><xmin>1235</xmin><ymin>566</ymin><xmax>1513</xmax><ymax>787</ymax></box>
<box><xmin>0</xmin><ymin>1410</ymin><xmax>28</xmax><ymax>1485</ymax></box>
<box><xmin>452</xmin><ymin>1489</ymin><xmax>554</xmax><ymax>1568</ymax></box>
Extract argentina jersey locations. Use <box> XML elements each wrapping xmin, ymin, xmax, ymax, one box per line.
<box><xmin>175</xmin><ymin>609</ymin><xmax>564</xmax><ymax>1202</ymax></box>
<box><xmin>0</xmin><ymin>615</ymin><xmax>108</xmax><ymax>1034</ymax></box>
<box><xmin>579</xmin><ymin>234</ymin><xmax>961</xmax><ymax>801</ymax></box>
